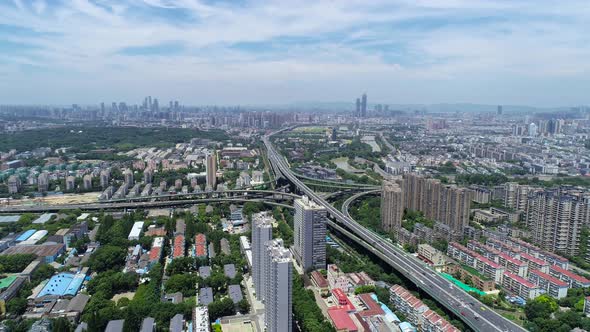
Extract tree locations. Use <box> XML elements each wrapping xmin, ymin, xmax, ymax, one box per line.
<box><xmin>237</xmin><ymin>298</ymin><xmax>250</xmax><ymax>314</ymax></box>
<box><xmin>525</xmin><ymin>294</ymin><xmax>558</xmax><ymax>320</ymax></box>
<box><xmin>208</xmin><ymin>298</ymin><xmax>235</xmax><ymax>320</ymax></box>
<box><xmin>88</xmin><ymin>245</ymin><xmax>126</xmax><ymax>272</ymax></box>
<box><xmin>31</xmin><ymin>264</ymin><xmax>56</xmax><ymax>284</ymax></box>
<box><xmin>52</xmin><ymin>317</ymin><xmax>72</xmax><ymax>332</ymax></box>
<box><xmin>6</xmin><ymin>297</ymin><xmax>28</xmax><ymax>315</ymax></box>
<box><xmin>166</xmin><ymin>257</ymin><xmax>195</xmax><ymax>275</ymax></box>
<box><xmin>0</xmin><ymin>254</ymin><xmax>36</xmax><ymax>273</ymax></box>
<box><xmin>164</xmin><ymin>274</ymin><xmax>197</xmax><ymax>297</ymax></box>
<box><xmin>354</xmin><ymin>285</ymin><xmax>376</xmax><ymax>295</ymax></box>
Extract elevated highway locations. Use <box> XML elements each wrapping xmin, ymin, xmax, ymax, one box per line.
<box><xmin>264</xmin><ymin>131</ymin><xmax>524</xmax><ymax>332</ymax></box>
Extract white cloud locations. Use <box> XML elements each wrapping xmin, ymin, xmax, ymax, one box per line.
<box><xmin>0</xmin><ymin>0</ymin><xmax>588</xmax><ymax>106</ymax></box>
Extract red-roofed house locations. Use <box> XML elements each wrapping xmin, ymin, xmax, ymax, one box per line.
<box><xmin>421</xmin><ymin>309</ymin><xmax>461</xmax><ymax>332</ymax></box>
<box><xmin>331</xmin><ymin>288</ymin><xmax>355</xmax><ymax>311</ymax></box>
<box><xmin>389</xmin><ymin>284</ymin><xmax>428</xmax><ymax>326</ymax></box>
<box><xmin>173</xmin><ymin>235</ymin><xmax>185</xmax><ymax>259</ymax></box>
<box><xmin>528</xmin><ymin>269</ymin><xmax>568</xmax><ymax>299</ymax></box>
<box><xmin>328</xmin><ymin>308</ymin><xmax>358</xmax><ymax>332</ymax></box>
<box><xmin>356</xmin><ymin>293</ymin><xmax>384</xmax><ymax>317</ymax></box>
<box><xmin>549</xmin><ymin>265</ymin><xmax>590</xmax><ymax>288</ymax></box>
<box><xmin>502</xmin><ymin>272</ymin><xmax>540</xmax><ymax>299</ymax></box>
<box><xmin>498</xmin><ymin>253</ymin><xmax>527</xmax><ymax>277</ymax></box>
<box><xmin>311</xmin><ymin>271</ymin><xmax>329</xmax><ymax>296</ymax></box>
<box><xmin>520</xmin><ymin>253</ymin><xmax>550</xmax><ymax>274</ymax></box>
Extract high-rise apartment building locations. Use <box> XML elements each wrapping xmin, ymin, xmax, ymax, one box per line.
<box><xmin>144</xmin><ymin>168</ymin><xmax>153</xmax><ymax>184</ymax></box>
<box><xmin>293</xmin><ymin>196</ymin><xmax>327</xmax><ymax>271</ymax></box>
<box><xmin>100</xmin><ymin>169</ymin><xmax>110</xmax><ymax>189</ymax></box>
<box><xmin>264</xmin><ymin>239</ymin><xmax>292</xmax><ymax>332</ymax></box>
<box><xmin>381</xmin><ymin>181</ymin><xmax>404</xmax><ymax>232</ymax></box>
<box><xmin>124</xmin><ymin>169</ymin><xmax>134</xmax><ymax>186</ymax></box>
<box><xmin>252</xmin><ymin>212</ymin><xmax>273</xmax><ymax>301</ymax></box>
<box><xmin>402</xmin><ymin>174</ymin><xmax>472</xmax><ymax>238</ymax></box>
<box><xmin>37</xmin><ymin>172</ymin><xmax>49</xmax><ymax>193</ymax></box>
<box><xmin>504</xmin><ymin>182</ymin><xmax>540</xmax><ymax>212</ymax></box>
<box><xmin>7</xmin><ymin>175</ymin><xmax>21</xmax><ymax>194</ymax></box>
<box><xmin>526</xmin><ymin>189</ymin><xmax>590</xmax><ymax>256</ymax></box>
<box><xmin>66</xmin><ymin>175</ymin><xmax>76</xmax><ymax>191</ymax></box>
<box><xmin>83</xmin><ymin>174</ymin><xmax>92</xmax><ymax>190</ymax></box>
<box><xmin>206</xmin><ymin>152</ymin><xmax>217</xmax><ymax>190</ymax></box>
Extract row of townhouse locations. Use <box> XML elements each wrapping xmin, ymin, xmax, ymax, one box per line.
<box><xmin>452</xmin><ymin>240</ymin><xmax>590</xmax><ymax>299</ymax></box>
<box><xmin>389</xmin><ymin>284</ymin><xmax>460</xmax><ymax>332</ymax></box>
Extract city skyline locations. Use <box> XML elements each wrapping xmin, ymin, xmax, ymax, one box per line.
<box><xmin>1</xmin><ymin>1</ymin><xmax>589</xmax><ymax>106</ymax></box>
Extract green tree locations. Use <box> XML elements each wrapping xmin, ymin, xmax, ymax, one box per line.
<box><xmin>208</xmin><ymin>298</ymin><xmax>235</xmax><ymax>320</ymax></box>
<box><xmin>525</xmin><ymin>294</ymin><xmax>558</xmax><ymax>320</ymax></box>
<box><xmin>88</xmin><ymin>245</ymin><xmax>127</xmax><ymax>272</ymax></box>
<box><xmin>237</xmin><ymin>298</ymin><xmax>250</xmax><ymax>314</ymax></box>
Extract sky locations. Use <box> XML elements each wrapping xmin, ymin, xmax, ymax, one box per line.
<box><xmin>0</xmin><ymin>0</ymin><xmax>589</xmax><ymax>107</ymax></box>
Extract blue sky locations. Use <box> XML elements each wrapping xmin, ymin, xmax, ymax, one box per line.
<box><xmin>0</xmin><ymin>0</ymin><xmax>589</xmax><ymax>106</ymax></box>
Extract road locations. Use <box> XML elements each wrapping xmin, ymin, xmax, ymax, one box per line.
<box><xmin>263</xmin><ymin>131</ymin><xmax>525</xmax><ymax>332</ymax></box>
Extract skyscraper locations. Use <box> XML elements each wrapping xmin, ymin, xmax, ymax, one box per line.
<box><xmin>381</xmin><ymin>181</ymin><xmax>404</xmax><ymax>232</ymax></box>
<box><xmin>38</xmin><ymin>173</ymin><xmax>49</xmax><ymax>193</ymax></box>
<box><xmin>252</xmin><ymin>212</ymin><xmax>273</xmax><ymax>301</ymax></box>
<box><xmin>264</xmin><ymin>239</ymin><xmax>292</xmax><ymax>332</ymax></box>
<box><xmin>206</xmin><ymin>152</ymin><xmax>217</xmax><ymax>190</ymax></box>
<box><xmin>293</xmin><ymin>196</ymin><xmax>327</xmax><ymax>271</ymax></box>
<box><xmin>361</xmin><ymin>93</ymin><xmax>367</xmax><ymax>117</ymax></box>
<box><xmin>497</xmin><ymin>105</ymin><xmax>503</xmax><ymax>115</ymax></box>
<box><xmin>355</xmin><ymin>98</ymin><xmax>361</xmax><ymax>117</ymax></box>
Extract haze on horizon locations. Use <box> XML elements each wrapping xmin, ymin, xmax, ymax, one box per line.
<box><xmin>0</xmin><ymin>0</ymin><xmax>589</xmax><ymax>107</ymax></box>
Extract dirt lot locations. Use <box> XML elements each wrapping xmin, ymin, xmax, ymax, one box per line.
<box><xmin>6</xmin><ymin>192</ymin><xmax>101</xmax><ymax>206</ymax></box>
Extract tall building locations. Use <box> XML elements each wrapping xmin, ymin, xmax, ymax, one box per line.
<box><xmin>497</xmin><ymin>105</ymin><xmax>503</xmax><ymax>115</ymax></box>
<box><xmin>355</xmin><ymin>98</ymin><xmax>361</xmax><ymax>117</ymax></box>
<box><xmin>144</xmin><ymin>168</ymin><xmax>153</xmax><ymax>184</ymax></box>
<box><xmin>37</xmin><ymin>172</ymin><xmax>49</xmax><ymax>193</ymax></box>
<box><xmin>402</xmin><ymin>174</ymin><xmax>472</xmax><ymax>238</ymax></box>
<box><xmin>528</xmin><ymin>122</ymin><xmax>538</xmax><ymax>136</ymax></box>
<box><xmin>361</xmin><ymin>93</ymin><xmax>367</xmax><ymax>117</ymax></box>
<box><xmin>264</xmin><ymin>239</ymin><xmax>292</xmax><ymax>332</ymax></box>
<box><xmin>252</xmin><ymin>212</ymin><xmax>273</xmax><ymax>301</ymax></box>
<box><xmin>381</xmin><ymin>181</ymin><xmax>404</xmax><ymax>232</ymax></box>
<box><xmin>526</xmin><ymin>189</ymin><xmax>590</xmax><ymax>256</ymax></box>
<box><xmin>206</xmin><ymin>152</ymin><xmax>217</xmax><ymax>190</ymax></box>
<box><xmin>293</xmin><ymin>196</ymin><xmax>327</xmax><ymax>271</ymax></box>
<box><xmin>124</xmin><ymin>169</ymin><xmax>134</xmax><ymax>186</ymax></box>
<box><xmin>83</xmin><ymin>174</ymin><xmax>92</xmax><ymax>190</ymax></box>
<box><xmin>65</xmin><ymin>176</ymin><xmax>76</xmax><ymax>191</ymax></box>
<box><xmin>7</xmin><ymin>175</ymin><xmax>21</xmax><ymax>194</ymax></box>
<box><xmin>100</xmin><ymin>170</ymin><xmax>110</xmax><ymax>189</ymax></box>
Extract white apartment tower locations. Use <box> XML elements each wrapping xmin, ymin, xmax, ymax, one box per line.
<box><xmin>251</xmin><ymin>212</ymin><xmax>273</xmax><ymax>301</ymax></box>
<box><xmin>264</xmin><ymin>239</ymin><xmax>292</xmax><ymax>332</ymax></box>
<box><xmin>293</xmin><ymin>196</ymin><xmax>327</xmax><ymax>271</ymax></box>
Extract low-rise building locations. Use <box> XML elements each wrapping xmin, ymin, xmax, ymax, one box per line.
<box><xmin>502</xmin><ymin>272</ymin><xmax>540</xmax><ymax>299</ymax></box>
<box><xmin>417</xmin><ymin>244</ymin><xmax>447</xmax><ymax>267</ymax></box>
<box><xmin>528</xmin><ymin>270</ymin><xmax>568</xmax><ymax>299</ymax></box>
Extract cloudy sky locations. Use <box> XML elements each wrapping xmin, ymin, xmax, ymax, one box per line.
<box><xmin>1</xmin><ymin>0</ymin><xmax>589</xmax><ymax>106</ymax></box>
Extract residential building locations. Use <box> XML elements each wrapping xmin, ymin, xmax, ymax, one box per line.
<box><xmin>528</xmin><ymin>270</ymin><xmax>568</xmax><ymax>299</ymax></box>
<box><xmin>502</xmin><ymin>272</ymin><xmax>540</xmax><ymax>299</ymax></box>
<box><xmin>206</xmin><ymin>152</ymin><xmax>217</xmax><ymax>190</ymax></box>
<box><xmin>252</xmin><ymin>212</ymin><xmax>273</xmax><ymax>301</ymax></box>
<box><xmin>380</xmin><ymin>181</ymin><xmax>404</xmax><ymax>232</ymax></box>
<box><xmin>263</xmin><ymin>239</ymin><xmax>292</xmax><ymax>332</ymax></box>
<box><xmin>293</xmin><ymin>196</ymin><xmax>327</xmax><ymax>271</ymax></box>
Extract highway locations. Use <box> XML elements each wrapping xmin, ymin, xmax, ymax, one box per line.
<box><xmin>263</xmin><ymin>132</ymin><xmax>525</xmax><ymax>332</ymax></box>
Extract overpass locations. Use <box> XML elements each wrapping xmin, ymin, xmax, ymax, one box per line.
<box><xmin>101</xmin><ymin>189</ymin><xmax>300</xmax><ymax>203</ymax></box>
<box><xmin>264</xmin><ymin>131</ymin><xmax>524</xmax><ymax>332</ymax></box>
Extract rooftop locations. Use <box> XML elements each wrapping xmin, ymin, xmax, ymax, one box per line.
<box><xmin>37</xmin><ymin>272</ymin><xmax>85</xmax><ymax>298</ymax></box>
<box><xmin>328</xmin><ymin>308</ymin><xmax>358</xmax><ymax>332</ymax></box>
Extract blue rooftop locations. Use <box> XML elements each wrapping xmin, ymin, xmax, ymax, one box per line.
<box><xmin>37</xmin><ymin>272</ymin><xmax>85</xmax><ymax>298</ymax></box>
<box><xmin>16</xmin><ymin>229</ymin><xmax>36</xmax><ymax>242</ymax></box>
